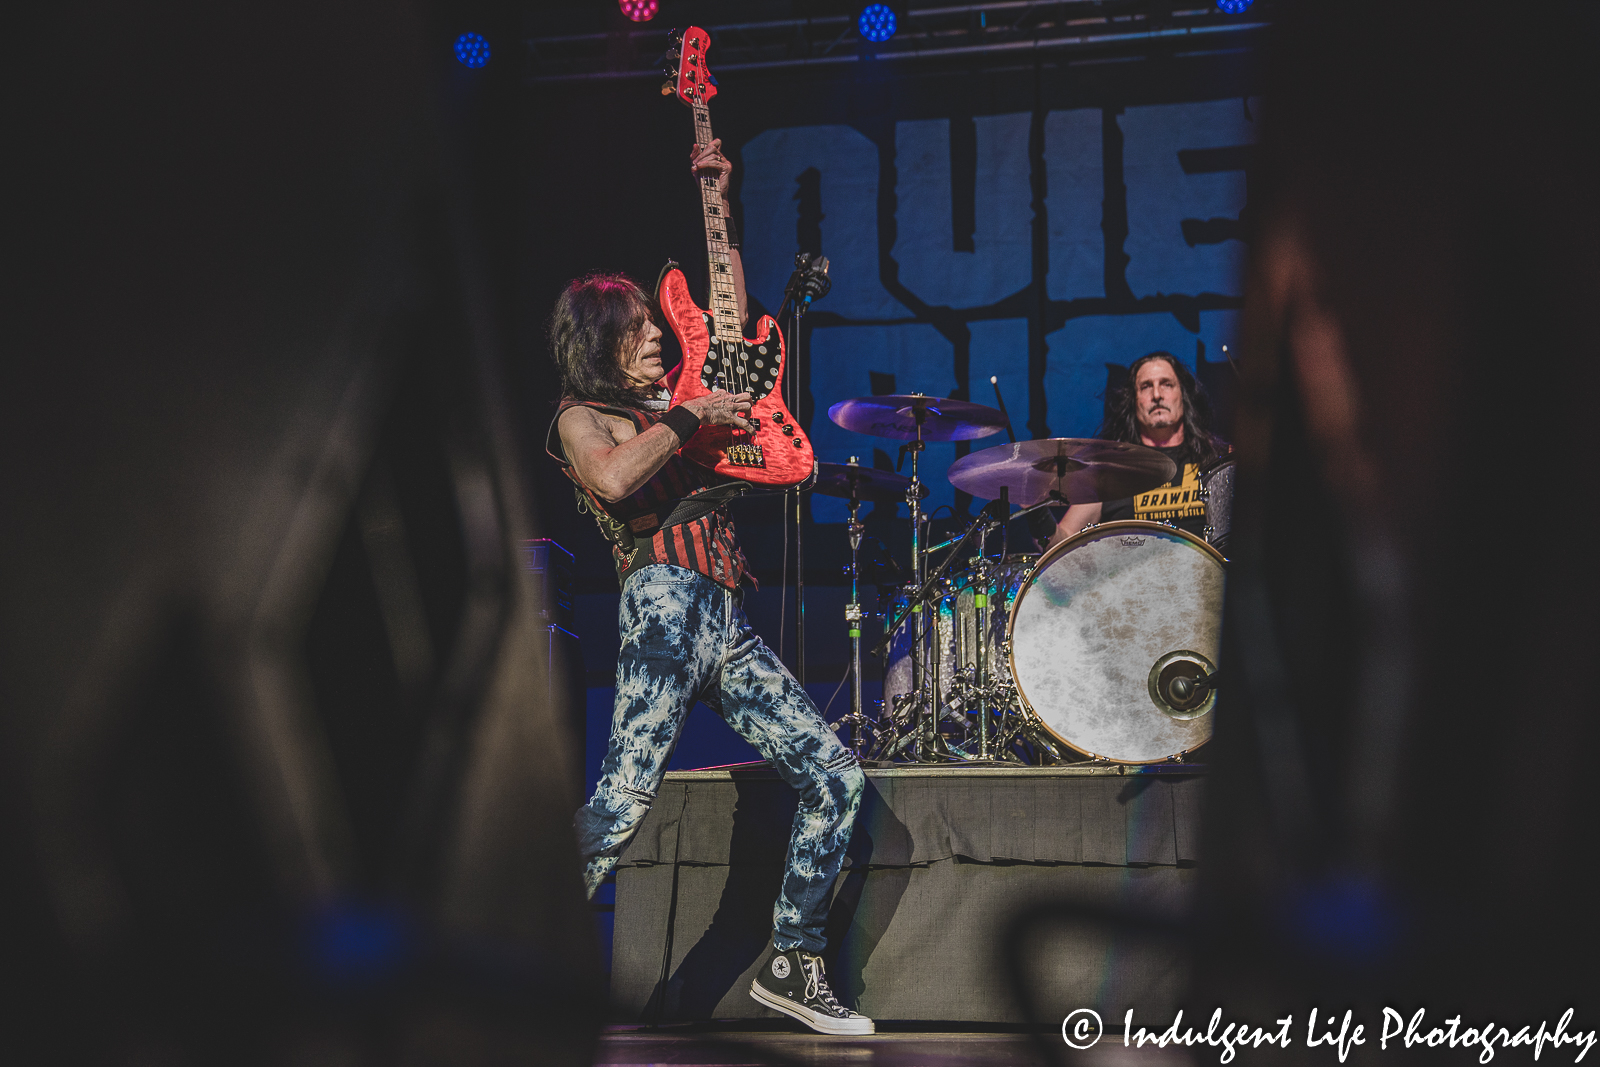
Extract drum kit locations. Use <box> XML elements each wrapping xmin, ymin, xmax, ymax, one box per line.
<box><xmin>810</xmin><ymin>392</ymin><xmax>1233</xmax><ymax>766</ymax></box>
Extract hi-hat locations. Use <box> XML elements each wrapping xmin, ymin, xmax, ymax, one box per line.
<box><xmin>811</xmin><ymin>462</ymin><xmax>928</xmax><ymax>502</ymax></box>
<box><xmin>947</xmin><ymin>438</ymin><xmax>1176</xmax><ymax>507</ymax></box>
<box><xmin>828</xmin><ymin>394</ymin><xmax>1007</xmax><ymax>442</ymax></box>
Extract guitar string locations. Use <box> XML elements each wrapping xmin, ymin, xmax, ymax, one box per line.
<box><xmin>695</xmin><ymin>96</ymin><xmax>774</xmax><ymax>407</ymax></box>
<box><xmin>693</xmin><ymin>101</ymin><xmax>751</xmax><ymax>400</ymax></box>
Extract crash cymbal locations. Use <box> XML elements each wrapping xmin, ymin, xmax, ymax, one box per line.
<box><xmin>946</xmin><ymin>438</ymin><xmax>1176</xmax><ymax>507</ymax></box>
<box><xmin>811</xmin><ymin>461</ymin><xmax>928</xmax><ymax>502</ymax></box>
<box><xmin>827</xmin><ymin>393</ymin><xmax>1007</xmax><ymax>442</ymax></box>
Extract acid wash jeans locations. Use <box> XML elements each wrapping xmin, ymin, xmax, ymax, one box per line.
<box><xmin>575</xmin><ymin>563</ymin><xmax>864</xmax><ymax>953</ymax></box>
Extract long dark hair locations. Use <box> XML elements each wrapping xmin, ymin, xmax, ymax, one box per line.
<box><xmin>548</xmin><ymin>272</ymin><xmax>653</xmax><ymax>407</ymax></box>
<box><xmin>1098</xmin><ymin>351</ymin><xmax>1226</xmax><ymax>468</ymax></box>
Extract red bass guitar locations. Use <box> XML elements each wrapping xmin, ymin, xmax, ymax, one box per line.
<box><xmin>657</xmin><ymin>26</ymin><xmax>814</xmax><ymax>487</ymax></box>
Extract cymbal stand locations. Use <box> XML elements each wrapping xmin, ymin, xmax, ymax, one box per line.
<box><xmin>888</xmin><ymin>513</ymin><xmax>1003</xmax><ymax>761</ymax></box>
<box><xmin>903</xmin><ymin>398</ymin><xmax>935</xmax><ymax>761</ymax></box>
<box><xmin>970</xmin><ymin>487</ymin><xmax>1007</xmax><ymax>761</ymax></box>
<box><xmin>835</xmin><ymin>458</ymin><xmax>868</xmax><ymax>755</ymax></box>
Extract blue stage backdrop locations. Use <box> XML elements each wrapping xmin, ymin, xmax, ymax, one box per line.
<box><xmin>737</xmin><ymin>98</ymin><xmax>1257</xmax><ymax>522</ymax></box>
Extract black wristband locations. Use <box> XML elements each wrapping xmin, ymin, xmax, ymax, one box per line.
<box><xmin>659</xmin><ymin>405</ymin><xmax>703</xmax><ymax>443</ymax></box>
<box><xmin>724</xmin><ymin>212</ymin><xmax>740</xmax><ymax>250</ymax></box>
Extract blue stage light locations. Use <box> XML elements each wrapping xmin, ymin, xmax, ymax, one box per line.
<box><xmin>454</xmin><ymin>33</ymin><xmax>490</xmax><ymax>68</ymax></box>
<box><xmin>1216</xmin><ymin>0</ymin><xmax>1254</xmax><ymax>12</ymax></box>
<box><xmin>858</xmin><ymin>4</ymin><xmax>897</xmax><ymax>43</ymax></box>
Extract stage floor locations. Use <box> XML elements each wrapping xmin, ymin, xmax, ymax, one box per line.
<box><xmin>595</xmin><ymin>1023</ymin><xmax>1193</xmax><ymax>1066</ymax></box>
<box><xmin>611</xmin><ymin>764</ymin><xmax>1204</xmax><ymax>1025</ymax></box>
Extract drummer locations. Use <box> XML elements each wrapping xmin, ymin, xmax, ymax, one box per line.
<box><xmin>1046</xmin><ymin>351</ymin><xmax>1230</xmax><ymax>548</ymax></box>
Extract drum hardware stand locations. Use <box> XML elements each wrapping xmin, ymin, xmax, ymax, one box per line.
<box><xmin>892</xmin><ymin>509</ymin><xmax>992</xmax><ymax>761</ymax></box>
<box><xmin>951</xmin><ymin>492</ymin><xmax>1105</xmax><ymax>764</ymax></box>
<box><xmin>989</xmin><ymin>375</ymin><xmax>1018</xmax><ymax>444</ymax></box>
<box><xmin>969</xmin><ymin>487</ymin><xmax>1006</xmax><ymax>761</ymax></box>
<box><xmin>889</xmin><ymin>496</ymin><xmax>1032</xmax><ymax>764</ymax></box>
<box><xmin>873</xmin><ymin>485</ymin><xmax>1065</xmax><ymax>764</ymax></box>
<box><xmin>989</xmin><ymin>701</ymin><xmax>1068</xmax><ymax>764</ymax></box>
<box><xmin>901</xmin><ymin>397</ymin><xmax>936</xmax><ymax>761</ymax></box>
<box><xmin>835</xmin><ymin>458</ymin><xmax>868</xmax><ymax>755</ymax></box>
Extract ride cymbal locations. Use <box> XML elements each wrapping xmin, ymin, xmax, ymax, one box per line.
<box><xmin>827</xmin><ymin>394</ymin><xmax>1007</xmax><ymax>442</ymax></box>
<box><xmin>946</xmin><ymin>438</ymin><xmax>1175</xmax><ymax>507</ymax></box>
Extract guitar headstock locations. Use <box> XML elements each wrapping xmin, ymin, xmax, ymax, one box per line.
<box><xmin>661</xmin><ymin>26</ymin><xmax>717</xmax><ymax>107</ymax></box>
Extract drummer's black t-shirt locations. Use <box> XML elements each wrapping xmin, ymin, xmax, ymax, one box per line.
<box><xmin>1101</xmin><ymin>444</ymin><xmax>1208</xmax><ymax>539</ymax></box>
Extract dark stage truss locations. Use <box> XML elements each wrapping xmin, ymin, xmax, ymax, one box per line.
<box><xmin>527</xmin><ymin>1</ymin><xmax>1273</xmax><ymax>82</ymax></box>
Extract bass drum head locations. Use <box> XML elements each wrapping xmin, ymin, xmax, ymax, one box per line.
<box><xmin>1008</xmin><ymin>520</ymin><xmax>1225</xmax><ymax>763</ymax></box>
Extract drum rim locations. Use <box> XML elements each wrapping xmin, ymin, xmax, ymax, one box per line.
<box><xmin>1005</xmin><ymin>519</ymin><xmax>1225</xmax><ymax>764</ymax></box>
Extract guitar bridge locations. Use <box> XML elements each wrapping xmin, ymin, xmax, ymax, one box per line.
<box><xmin>726</xmin><ymin>442</ymin><xmax>766</xmax><ymax>468</ymax></box>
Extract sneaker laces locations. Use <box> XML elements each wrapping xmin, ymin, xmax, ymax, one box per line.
<box><xmin>799</xmin><ymin>954</ymin><xmax>852</xmax><ymax>1017</ymax></box>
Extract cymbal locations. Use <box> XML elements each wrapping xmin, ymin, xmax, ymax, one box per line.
<box><xmin>811</xmin><ymin>462</ymin><xmax>928</xmax><ymax>502</ymax></box>
<box><xmin>947</xmin><ymin>438</ymin><xmax>1176</xmax><ymax>507</ymax></box>
<box><xmin>828</xmin><ymin>394</ymin><xmax>1007</xmax><ymax>442</ymax></box>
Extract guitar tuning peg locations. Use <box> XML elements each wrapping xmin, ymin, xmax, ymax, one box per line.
<box><xmin>668</xmin><ymin>27</ymin><xmax>682</xmax><ymax>43</ymax></box>
<box><xmin>661</xmin><ymin>80</ymin><xmax>676</xmax><ymax>96</ymax></box>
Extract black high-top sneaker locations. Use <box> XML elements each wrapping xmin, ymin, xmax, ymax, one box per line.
<box><xmin>749</xmin><ymin>945</ymin><xmax>874</xmax><ymax>1035</ymax></box>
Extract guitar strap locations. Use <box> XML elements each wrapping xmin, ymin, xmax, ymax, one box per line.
<box><xmin>653</xmin><ymin>259</ymin><xmax>680</xmax><ymax>305</ymax></box>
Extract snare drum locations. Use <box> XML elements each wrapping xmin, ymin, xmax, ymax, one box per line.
<box><xmin>1007</xmin><ymin>520</ymin><xmax>1224</xmax><ymax>763</ymax></box>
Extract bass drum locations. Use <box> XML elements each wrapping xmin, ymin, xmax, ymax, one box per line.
<box><xmin>1007</xmin><ymin>520</ymin><xmax>1225</xmax><ymax>763</ymax></box>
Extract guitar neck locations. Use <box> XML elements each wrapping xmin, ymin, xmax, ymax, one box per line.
<box><xmin>690</xmin><ymin>102</ymin><xmax>742</xmax><ymax>341</ymax></box>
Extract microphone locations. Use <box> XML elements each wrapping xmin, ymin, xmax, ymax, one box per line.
<box><xmin>785</xmin><ymin>252</ymin><xmax>832</xmax><ymax>307</ymax></box>
<box><xmin>1167</xmin><ymin>671</ymin><xmax>1219</xmax><ymax>704</ymax></box>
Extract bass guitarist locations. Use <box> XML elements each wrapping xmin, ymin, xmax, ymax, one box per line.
<box><xmin>548</xmin><ymin>139</ymin><xmax>872</xmax><ymax>1036</ymax></box>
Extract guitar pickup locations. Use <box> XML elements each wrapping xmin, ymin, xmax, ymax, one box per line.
<box><xmin>725</xmin><ymin>442</ymin><xmax>766</xmax><ymax>468</ymax></box>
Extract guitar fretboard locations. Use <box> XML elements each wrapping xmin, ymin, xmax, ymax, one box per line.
<box><xmin>692</xmin><ymin>104</ymin><xmax>742</xmax><ymax>344</ymax></box>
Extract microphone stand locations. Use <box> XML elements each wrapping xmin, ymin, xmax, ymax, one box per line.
<box><xmin>779</xmin><ymin>254</ymin><xmax>831</xmax><ymax>685</ymax></box>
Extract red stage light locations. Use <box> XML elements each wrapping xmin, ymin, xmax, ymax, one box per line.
<box><xmin>618</xmin><ymin>0</ymin><xmax>657</xmax><ymax>22</ymax></box>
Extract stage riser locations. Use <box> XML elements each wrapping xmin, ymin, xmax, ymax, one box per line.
<box><xmin>610</xmin><ymin>770</ymin><xmax>1204</xmax><ymax>1023</ymax></box>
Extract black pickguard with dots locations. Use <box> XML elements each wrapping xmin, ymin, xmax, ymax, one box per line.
<box><xmin>697</xmin><ymin>312</ymin><xmax>780</xmax><ymax>399</ymax></box>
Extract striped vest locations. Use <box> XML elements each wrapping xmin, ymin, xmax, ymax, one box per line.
<box><xmin>548</xmin><ymin>397</ymin><xmax>751</xmax><ymax>591</ymax></box>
